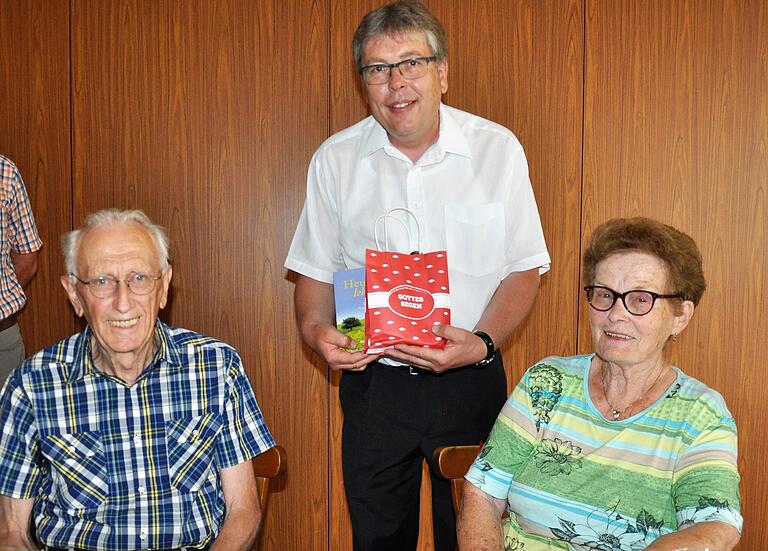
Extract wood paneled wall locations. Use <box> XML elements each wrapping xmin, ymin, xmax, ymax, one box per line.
<box><xmin>0</xmin><ymin>0</ymin><xmax>74</xmax><ymax>346</ymax></box>
<box><xmin>0</xmin><ymin>1</ymin><xmax>765</xmax><ymax>549</ymax></box>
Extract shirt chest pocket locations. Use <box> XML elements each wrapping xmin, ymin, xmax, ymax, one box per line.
<box><xmin>444</xmin><ymin>202</ymin><xmax>505</xmax><ymax>277</ymax></box>
<box><xmin>165</xmin><ymin>412</ymin><xmax>222</xmax><ymax>492</ymax></box>
<box><xmin>40</xmin><ymin>430</ymin><xmax>109</xmax><ymax>510</ymax></box>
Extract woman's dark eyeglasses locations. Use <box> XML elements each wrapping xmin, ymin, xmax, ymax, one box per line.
<box><xmin>584</xmin><ymin>285</ymin><xmax>681</xmax><ymax>316</ymax></box>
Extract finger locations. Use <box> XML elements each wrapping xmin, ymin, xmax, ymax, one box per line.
<box><xmin>343</xmin><ymin>354</ymin><xmax>380</xmax><ymax>371</ymax></box>
<box><xmin>352</xmin><ymin>351</ymin><xmax>381</xmax><ymax>366</ymax></box>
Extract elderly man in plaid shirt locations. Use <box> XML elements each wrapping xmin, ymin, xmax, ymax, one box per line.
<box><xmin>0</xmin><ymin>155</ymin><xmax>43</xmax><ymax>387</ymax></box>
<box><xmin>0</xmin><ymin>209</ymin><xmax>275</xmax><ymax>551</ymax></box>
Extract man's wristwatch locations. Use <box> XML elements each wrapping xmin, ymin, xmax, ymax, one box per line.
<box><xmin>473</xmin><ymin>330</ymin><xmax>496</xmax><ymax>366</ymax></box>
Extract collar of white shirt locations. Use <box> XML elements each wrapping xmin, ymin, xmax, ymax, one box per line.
<box><xmin>359</xmin><ymin>103</ymin><xmax>473</xmax><ymax>163</ymax></box>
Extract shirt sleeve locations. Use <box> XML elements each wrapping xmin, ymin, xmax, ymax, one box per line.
<box><xmin>464</xmin><ymin>368</ymin><xmax>539</xmax><ymax>499</ymax></box>
<box><xmin>502</xmin><ymin>145</ymin><xmax>550</xmax><ymax>277</ymax></box>
<box><xmin>284</xmin><ymin>147</ymin><xmax>344</xmax><ymax>283</ymax></box>
<box><xmin>215</xmin><ymin>350</ymin><xmax>276</xmax><ymax>469</ymax></box>
<box><xmin>6</xmin><ymin>164</ymin><xmax>43</xmax><ymax>254</ymax></box>
<box><xmin>673</xmin><ymin>414</ymin><xmax>743</xmax><ymax>532</ymax></box>
<box><xmin>0</xmin><ymin>371</ymin><xmax>42</xmax><ymax>498</ymax></box>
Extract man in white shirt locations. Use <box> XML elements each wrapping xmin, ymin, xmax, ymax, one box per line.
<box><xmin>285</xmin><ymin>2</ymin><xmax>550</xmax><ymax>550</ymax></box>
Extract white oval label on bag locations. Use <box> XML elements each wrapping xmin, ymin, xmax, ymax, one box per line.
<box><xmin>387</xmin><ymin>285</ymin><xmax>435</xmax><ymax>320</ymax></box>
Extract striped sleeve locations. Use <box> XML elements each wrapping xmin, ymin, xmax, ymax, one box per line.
<box><xmin>215</xmin><ymin>349</ymin><xmax>275</xmax><ymax>468</ymax></box>
<box><xmin>673</xmin><ymin>410</ymin><xmax>742</xmax><ymax>532</ymax></box>
<box><xmin>4</xmin><ymin>161</ymin><xmax>42</xmax><ymax>254</ymax></box>
<box><xmin>0</xmin><ymin>372</ymin><xmax>41</xmax><ymax>498</ymax></box>
<box><xmin>465</xmin><ymin>369</ymin><xmax>539</xmax><ymax>499</ymax></box>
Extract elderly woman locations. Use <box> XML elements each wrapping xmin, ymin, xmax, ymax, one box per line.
<box><xmin>457</xmin><ymin>217</ymin><xmax>741</xmax><ymax>550</ymax></box>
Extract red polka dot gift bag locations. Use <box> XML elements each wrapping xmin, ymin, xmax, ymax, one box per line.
<box><xmin>365</xmin><ymin>209</ymin><xmax>450</xmax><ymax>353</ymax></box>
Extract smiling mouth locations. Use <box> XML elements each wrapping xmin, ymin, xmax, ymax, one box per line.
<box><xmin>110</xmin><ymin>317</ymin><xmax>140</xmax><ymax>328</ymax></box>
<box><xmin>604</xmin><ymin>331</ymin><xmax>633</xmax><ymax>340</ymax></box>
<box><xmin>390</xmin><ymin>99</ymin><xmax>416</xmax><ymax>110</ymax></box>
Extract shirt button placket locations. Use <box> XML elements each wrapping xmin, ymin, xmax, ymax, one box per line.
<box><xmin>406</xmin><ymin>167</ymin><xmax>424</xmax><ymax>250</ymax></box>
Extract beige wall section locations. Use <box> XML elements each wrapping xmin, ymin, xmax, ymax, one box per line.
<box><xmin>582</xmin><ymin>1</ymin><xmax>767</xmax><ymax>545</ymax></box>
<box><xmin>0</xmin><ymin>0</ymin><xmax>765</xmax><ymax>549</ymax></box>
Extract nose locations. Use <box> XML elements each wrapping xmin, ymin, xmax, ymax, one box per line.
<box><xmin>606</xmin><ymin>295</ymin><xmax>630</xmax><ymax>320</ymax></box>
<box><xmin>387</xmin><ymin>67</ymin><xmax>406</xmax><ymax>90</ymax></box>
<box><xmin>112</xmin><ymin>280</ymin><xmax>133</xmax><ymax>311</ymax></box>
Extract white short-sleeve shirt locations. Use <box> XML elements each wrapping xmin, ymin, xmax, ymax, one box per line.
<box><xmin>285</xmin><ymin>103</ymin><xmax>551</xmax><ymax>331</ymax></box>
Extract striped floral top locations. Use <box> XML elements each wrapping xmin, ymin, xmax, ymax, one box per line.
<box><xmin>465</xmin><ymin>354</ymin><xmax>741</xmax><ymax>550</ymax></box>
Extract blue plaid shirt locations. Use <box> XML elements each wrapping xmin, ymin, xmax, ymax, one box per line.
<box><xmin>0</xmin><ymin>321</ymin><xmax>275</xmax><ymax>550</ymax></box>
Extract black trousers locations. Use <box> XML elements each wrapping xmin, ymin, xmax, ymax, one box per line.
<box><xmin>339</xmin><ymin>356</ymin><xmax>506</xmax><ymax>551</ymax></box>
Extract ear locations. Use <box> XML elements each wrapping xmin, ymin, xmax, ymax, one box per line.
<box><xmin>60</xmin><ymin>275</ymin><xmax>85</xmax><ymax>317</ymax></box>
<box><xmin>158</xmin><ymin>265</ymin><xmax>173</xmax><ymax>310</ymax></box>
<box><xmin>671</xmin><ymin>300</ymin><xmax>695</xmax><ymax>336</ymax></box>
<box><xmin>438</xmin><ymin>59</ymin><xmax>448</xmax><ymax>94</ymax></box>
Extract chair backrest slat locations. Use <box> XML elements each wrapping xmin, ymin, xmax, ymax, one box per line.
<box><xmin>252</xmin><ymin>445</ymin><xmax>287</xmax><ymax>511</ymax></box>
<box><xmin>433</xmin><ymin>444</ymin><xmax>481</xmax><ymax>513</ymax></box>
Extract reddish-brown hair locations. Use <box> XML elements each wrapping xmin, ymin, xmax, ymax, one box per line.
<box><xmin>583</xmin><ymin>217</ymin><xmax>706</xmax><ymax>306</ymax></box>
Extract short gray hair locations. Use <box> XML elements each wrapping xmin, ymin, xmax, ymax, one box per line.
<box><xmin>61</xmin><ymin>208</ymin><xmax>170</xmax><ymax>275</ymax></box>
<box><xmin>353</xmin><ymin>1</ymin><xmax>448</xmax><ymax>71</ymax></box>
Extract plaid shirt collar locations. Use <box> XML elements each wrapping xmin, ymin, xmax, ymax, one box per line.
<box><xmin>65</xmin><ymin>320</ymin><xmax>187</xmax><ymax>383</ymax></box>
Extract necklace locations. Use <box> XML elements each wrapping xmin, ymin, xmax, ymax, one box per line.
<box><xmin>601</xmin><ymin>365</ymin><xmax>667</xmax><ymax>421</ymax></box>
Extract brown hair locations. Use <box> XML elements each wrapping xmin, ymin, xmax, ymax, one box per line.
<box><xmin>583</xmin><ymin>217</ymin><xmax>706</xmax><ymax>306</ymax></box>
<box><xmin>353</xmin><ymin>1</ymin><xmax>448</xmax><ymax>71</ymax></box>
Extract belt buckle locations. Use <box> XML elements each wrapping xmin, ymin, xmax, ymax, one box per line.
<box><xmin>408</xmin><ymin>366</ymin><xmax>419</xmax><ymax>376</ymax></box>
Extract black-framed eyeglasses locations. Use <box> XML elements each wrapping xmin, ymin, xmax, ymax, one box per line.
<box><xmin>584</xmin><ymin>285</ymin><xmax>681</xmax><ymax>316</ymax></box>
<box><xmin>359</xmin><ymin>56</ymin><xmax>438</xmax><ymax>85</ymax></box>
<box><xmin>70</xmin><ymin>272</ymin><xmax>163</xmax><ymax>299</ymax></box>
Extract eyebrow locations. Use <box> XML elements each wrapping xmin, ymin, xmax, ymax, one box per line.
<box><xmin>592</xmin><ymin>283</ymin><xmax>664</xmax><ymax>292</ymax></box>
<box><xmin>363</xmin><ymin>51</ymin><xmax>429</xmax><ymax>65</ymax></box>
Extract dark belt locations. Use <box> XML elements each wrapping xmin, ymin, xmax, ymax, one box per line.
<box><xmin>386</xmin><ymin>361</ymin><xmax>433</xmax><ymax>376</ymax></box>
<box><xmin>383</xmin><ymin>352</ymin><xmax>498</xmax><ymax>377</ymax></box>
<box><xmin>0</xmin><ymin>313</ymin><xmax>17</xmax><ymax>332</ymax></box>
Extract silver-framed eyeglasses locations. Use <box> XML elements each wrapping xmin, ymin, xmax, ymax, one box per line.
<box><xmin>70</xmin><ymin>272</ymin><xmax>163</xmax><ymax>299</ymax></box>
<box><xmin>584</xmin><ymin>285</ymin><xmax>681</xmax><ymax>316</ymax></box>
<box><xmin>359</xmin><ymin>56</ymin><xmax>438</xmax><ymax>85</ymax></box>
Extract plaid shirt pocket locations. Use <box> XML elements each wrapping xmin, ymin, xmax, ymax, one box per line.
<box><xmin>40</xmin><ymin>431</ymin><xmax>109</xmax><ymax>510</ymax></box>
<box><xmin>165</xmin><ymin>412</ymin><xmax>222</xmax><ymax>492</ymax></box>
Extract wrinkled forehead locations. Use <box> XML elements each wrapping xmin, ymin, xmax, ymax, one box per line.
<box><xmin>594</xmin><ymin>250</ymin><xmax>673</xmax><ymax>288</ymax></box>
<box><xmin>77</xmin><ymin>222</ymin><xmax>162</xmax><ymax>273</ymax></box>
<box><xmin>362</xmin><ymin>30</ymin><xmax>432</xmax><ymax>60</ymax></box>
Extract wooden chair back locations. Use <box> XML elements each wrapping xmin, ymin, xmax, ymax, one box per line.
<box><xmin>432</xmin><ymin>444</ymin><xmax>482</xmax><ymax>513</ymax></box>
<box><xmin>252</xmin><ymin>445</ymin><xmax>287</xmax><ymax>511</ymax></box>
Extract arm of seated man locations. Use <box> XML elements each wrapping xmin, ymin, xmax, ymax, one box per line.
<box><xmin>0</xmin><ymin>495</ymin><xmax>37</xmax><ymax>551</ymax></box>
<box><xmin>209</xmin><ymin>460</ymin><xmax>261</xmax><ymax>551</ymax></box>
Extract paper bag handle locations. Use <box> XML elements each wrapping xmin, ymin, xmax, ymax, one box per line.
<box><xmin>374</xmin><ymin>207</ymin><xmax>422</xmax><ymax>253</ymax></box>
